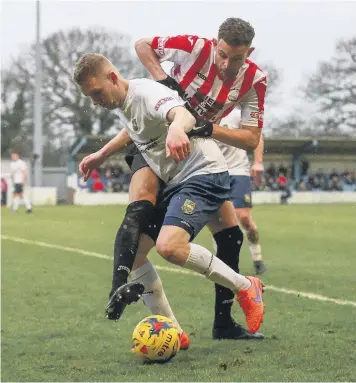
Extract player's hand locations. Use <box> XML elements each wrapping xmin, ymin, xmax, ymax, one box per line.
<box><xmin>187</xmin><ymin>122</ymin><xmax>213</xmax><ymax>138</ymax></box>
<box><xmin>166</xmin><ymin>127</ymin><xmax>191</xmax><ymax>162</ymax></box>
<box><xmin>251</xmin><ymin>163</ymin><xmax>264</xmax><ymax>177</ymax></box>
<box><xmin>79</xmin><ymin>151</ymin><xmax>106</xmax><ymax>181</ymax></box>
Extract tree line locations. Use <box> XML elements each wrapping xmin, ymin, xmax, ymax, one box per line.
<box><xmin>1</xmin><ymin>27</ymin><xmax>355</xmax><ymax>165</ymax></box>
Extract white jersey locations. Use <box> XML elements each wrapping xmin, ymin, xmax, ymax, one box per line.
<box><xmin>10</xmin><ymin>159</ymin><xmax>27</xmax><ymax>184</ymax></box>
<box><xmin>218</xmin><ymin>108</ymin><xmax>251</xmax><ymax>177</ymax></box>
<box><xmin>122</xmin><ymin>78</ymin><xmax>227</xmax><ymax>184</ymax></box>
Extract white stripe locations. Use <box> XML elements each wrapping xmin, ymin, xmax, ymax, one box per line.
<box><xmin>2</xmin><ymin>234</ymin><xmax>356</xmax><ymax>309</ymax></box>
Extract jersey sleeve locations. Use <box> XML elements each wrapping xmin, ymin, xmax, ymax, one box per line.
<box><xmin>151</xmin><ymin>35</ymin><xmax>199</xmax><ymax>64</ymax></box>
<box><xmin>20</xmin><ymin>160</ymin><xmax>27</xmax><ymax>171</ymax></box>
<box><xmin>142</xmin><ymin>81</ymin><xmax>185</xmax><ymax>121</ymax></box>
<box><xmin>220</xmin><ymin>107</ymin><xmax>242</xmax><ymax>129</ymax></box>
<box><xmin>240</xmin><ymin>77</ymin><xmax>267</xmax><ymax>129</ymax></box>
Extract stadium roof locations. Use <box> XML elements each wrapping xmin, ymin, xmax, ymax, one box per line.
<box><xmin>264</xmin><ymin>136</ymin><xmax>356</xmax><ymax>155</ymax></box>
<box><xmin>70</xmin><ymin>135</ymin><xmax>356</xmax><ymax>158</ymax></box>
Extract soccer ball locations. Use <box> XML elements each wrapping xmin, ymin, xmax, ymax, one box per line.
<box><xmin>132</xmin><ymin>315</ymin><xmax>181</xmax><ymax>363</ymax></box>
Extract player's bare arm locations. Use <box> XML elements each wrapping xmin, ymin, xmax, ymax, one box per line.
<box><xmin>98</xmin><ymin>128</ymin><xmax>132</xmax><ymax>158</ymax></box>
<box><xmin>135</xmin><ymin>37</ymin><xmax>167</xmax><ymax>81</ymax></box>
<box><xmin>251</xmin><ymin>135</ymin><xmax>264</xmax><ymax>176</ymax></box>
<box><xmin>21</xmin><ymin>167</ymin><xmax>27</xmax><ymax>184</ymax></box>
<box><xmin>212</xmin><ymin>124</ymin><xmax>261</xmax><ymax>151</ymax></box>
<box><xmin>166</xmin><ymin>106</ymin><xmax>196</xmax><ymax>162</ymax></box>
<box><xmin>188</xmin><ymin>121</ymin><xmax>261</xmax><ymax>151</ymax></box>
<box><xmin>79</xmin><ymin>129</ymin><xmax>132</xmax><ymax>181</ymax></box>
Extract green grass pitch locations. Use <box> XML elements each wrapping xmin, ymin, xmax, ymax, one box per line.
<box><xmin>2</xmin><ymin>204</ymin><xmax>356</xmax><ymax>381</ymax></box>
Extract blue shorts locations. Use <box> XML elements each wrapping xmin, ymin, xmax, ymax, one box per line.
<box><xmin>13</xmin><ymin>183</ymin><xmax>24</xmax><ymax>194</ymax></box>
<box><xmin>145</xmin><ymin>172</ymin><xmax>230</xmax><ymax>242</ymax></box>
<box><xmin>230</xmin><ymin>175</ymin><xmax>252</xmax><ymax>208</ymax></box>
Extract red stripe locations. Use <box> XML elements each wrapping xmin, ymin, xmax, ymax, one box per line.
<box><xmin>254</xmin><ymin>77</ymin><xmax>267</xmax><ymax>128</ymax></box>
<box><xmin>216</xmin><ymin>78</ymin><xmax>235</xmax><ymax>104</ymax></box>
<box><xmin>151</xmin><ymin>35</ymin><xmax>197</xmax><ymax>53</ymax></box>
<box><xmin>236</xmin><ymin>62</ymin><xmax>258</xmax><ymax>101</ymax></box>
<box><xmin>189</xmin><ymin>64</ymin><xmax>217</xmax><ymax>109</ymax></box>
<box><xmin>246</xmin><ymin>58</ymin><xmax>264</xmax><ymax>73</ymax></box>
<box><xmin>180</xmin><ymin>40</ymin><xmax>211</xmax><ymax>90</ymax></box>
<box><xmin>204</xmin><ymin>78</ymin><xmax>235</xmax><ymax>120</ymax></box>
<box><xmin>219</xmin><ymin>104</ymin><xmax>236</xmax><ymax>121</ymax></box>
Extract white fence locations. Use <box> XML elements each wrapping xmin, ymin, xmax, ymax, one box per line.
<box><xmin>4</xmin><ymin>184</ymin><xmax>57</xmax><ymax>207</ymax></box>
<box><xmin>73</xmin><ymin>190</ymin><xmax>356</xmax><ymax>206</ymax></box>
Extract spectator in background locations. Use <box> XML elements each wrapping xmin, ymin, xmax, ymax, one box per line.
<box><xmin>342</xmin><ymin>171</ymin><xmax>356</xmax><ymax>191</ymax></box>
<box><xmin>278</xmin><ymin>172</ymin><xmax>291</xmax><ymax>204</ymax></box>
<box><xmin>277</xmin><ymin>173</ymin><xmax>287</xmax><ymax>188</ymax></box>
<box><xmin>329</xmin><ymin>174</ymin><xmax>342</xmax><ymax>191</ymax></box>
<box><xmin>1</xmin><ymin>177</ymin><xmax>8</xmax><ymax>206</ymax></box>
<box><xmin>315</xmin><ymin>168</ymin><xmax>328</xmax><ymax>190</ymax></box>
<box><xmin>329</xmin><ymin>168</ymin><xmax>339</xmax><ymax>180</ymax></box>
<box><xmin>297</xmin><ymin>180</ymin><xmax>308</xmax><ymax>191</ymax></box>
<box><xmin>301</xmin><ymin>160</ymin><xmax>309</xmax><ymax>177</ymax></box>
<box><xmin>90</xmin><ymin>168</ymin><xmax>101</xmax><ymax>179</ymax></box>
<box><xmin>265</xmin><ymin>163</ymin><xmax>276</xmax><ymax>178</ymax></box>
<box><xmin>278</xmin><ymin>163</ymin><xmax>288</xmax><ymax>176</ymax></box>
<box><xmin>92</xmin><ymin>178</ymin><xmax>105</xmax><ymax>192</ymax></box>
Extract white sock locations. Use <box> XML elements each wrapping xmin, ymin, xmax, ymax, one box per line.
<box><xmin>183</xmin><ymin>243</ymin><xmax>251</xmax><ymax>292</ymax></box>
<box><xmin>249</xmin><ymin>243</ymin><xmax>262</xmax><ymax>261</ymax></box>
<box><xmin>23</xmin><ymin>196</ymin><xmax>32</xmax><ymax>210</ymax></box>
<box><xmin>130</xmin><ymin>261</ymin><xmax>183</xmax><ymax>333</ymax></box>
<box><xmin>12</xmin><ymin>197</ymin><xmax>20</xmax><ymax>211</ymax></box>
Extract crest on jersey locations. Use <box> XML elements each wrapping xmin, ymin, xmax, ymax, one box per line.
<box><xmin>181</xmin><ymin>199</ymin><xmax>196</xmax><ymax>215</ymax></box>
<box><xmin>228</xmin><ymin>88</ymin><xmax>240</xmax><ymax>102</ymax></box>
<box><xmin>132</xmin><ymin>118</ymin><xmax>139</xmax><ymax>132</ymax></box>
<box><xmin>244</xmin><ymin>194</ymin><xmax>251</xmax><ymax>204</ymax></box>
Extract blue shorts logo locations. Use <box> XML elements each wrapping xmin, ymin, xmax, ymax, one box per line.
<box><xmin>244</xmin><ymin>194</ymin><xmax>251</xmax><ymax>204</ymax></box>
<box><xmin>181</xmin><ymin>199</ymin><xmax>196</xmax><ymax>215</ymax></box>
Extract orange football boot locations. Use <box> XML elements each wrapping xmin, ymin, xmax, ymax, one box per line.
<box><xmin>236</xmin><ymin>276</ymin><xmax>265</xmax><ymax>333</ymax></box>
<box><xmin>179</xmin><ymin>331</ymin><xmax>190</xmax><ymax>350</ymax></box>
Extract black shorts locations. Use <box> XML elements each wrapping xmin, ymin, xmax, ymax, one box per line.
<box><xmin>13</xmin><ymin>183</ymin><xmax>24</xmax><ymax>194</ymax></box>
<box><xmin>124</xmin><ymin>144</ymin><xmax>149</xmax><ymax>175</ymax></box>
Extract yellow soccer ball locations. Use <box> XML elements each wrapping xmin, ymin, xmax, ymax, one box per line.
<box><xmin>132</xmin><ymin>315</ymin><xmax>181</xmax><ymax>363</ymax></box>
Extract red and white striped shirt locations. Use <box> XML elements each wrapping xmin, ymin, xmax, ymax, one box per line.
<box><xmin>151</xmin><ymin>35</ymin><xmax>267</xmax><ymax>128</ymax></box>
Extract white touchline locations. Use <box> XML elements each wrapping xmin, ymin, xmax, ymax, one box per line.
<box><xmin>2</xmin><ymin>234</ymin><xmax>356</xmax><ymax>309</ymax></box>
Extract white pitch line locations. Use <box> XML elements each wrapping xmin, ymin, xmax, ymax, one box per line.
<box><xmin>2</xmin><ymin>234</ymin><xmax>356</xmax><ymax>309</ymax></box>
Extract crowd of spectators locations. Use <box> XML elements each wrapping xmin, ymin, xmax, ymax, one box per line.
<box><xmin>78</xmin><ymin>163</ymin><xmax>130</xmax><ymax>193</ymax></box>
<box><xmin>252</xmin><ymin>162</ymin><xmax>356</xmax><ymax>192</ymax></box>
<box><xmin>78</xmin><ymin>160</ymin><xmax>355</xmax><ymax>194</ymax></box>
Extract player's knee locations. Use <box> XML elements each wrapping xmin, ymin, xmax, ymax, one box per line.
<box><xmin>118</xmin><ymin>200</ymin><xmax>155</xmax><ymax>237</ymax></box>
<box><xmin>126</xmin><ymin>199</ymin><xmax>154</xmax><ymax>214</ymax></box>
<box><xmin>131</xmin><ymin>188</ymin><xmax>156</xmax><ymax>204</ymax></box>
<box><xmin>156</xmin><ymin>235</ymin><xmax>186</xmax><ymax>264</ymax></box>
<box><xmin>156</xmin><ymin>239</ymin><xmax>175</xmax><ymax>260</ymax></box>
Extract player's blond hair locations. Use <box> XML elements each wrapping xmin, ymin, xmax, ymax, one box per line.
<box><xmin>73</xmin><ymin>53</ymin><xmax>111</xmax><ymax>85</ymax></box>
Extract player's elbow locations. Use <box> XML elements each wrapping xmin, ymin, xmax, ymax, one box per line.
<box><xmin>249</xmin><ymin>136</ymin><xmax>260</xmax><ymax>150</ymax></box>
<box><xmin>186</xmin><ymin>112</ymin><xmax>196</xmax><ymax>128</ymax></box>
<box><xmin>134</xmin><ymin>39</ymin><xmax>147</xmax><ymax>55</ymax></box>
<box><xmin>241</xmin><ymin>128</ymin><xmax>260</xmax><ymax>150</ymax></box>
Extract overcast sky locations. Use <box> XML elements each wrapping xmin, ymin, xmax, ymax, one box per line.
<box><xmin>1</xmin><ymin>0</ymin><xmax>355</xmax><ymax>121</ymax></box>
